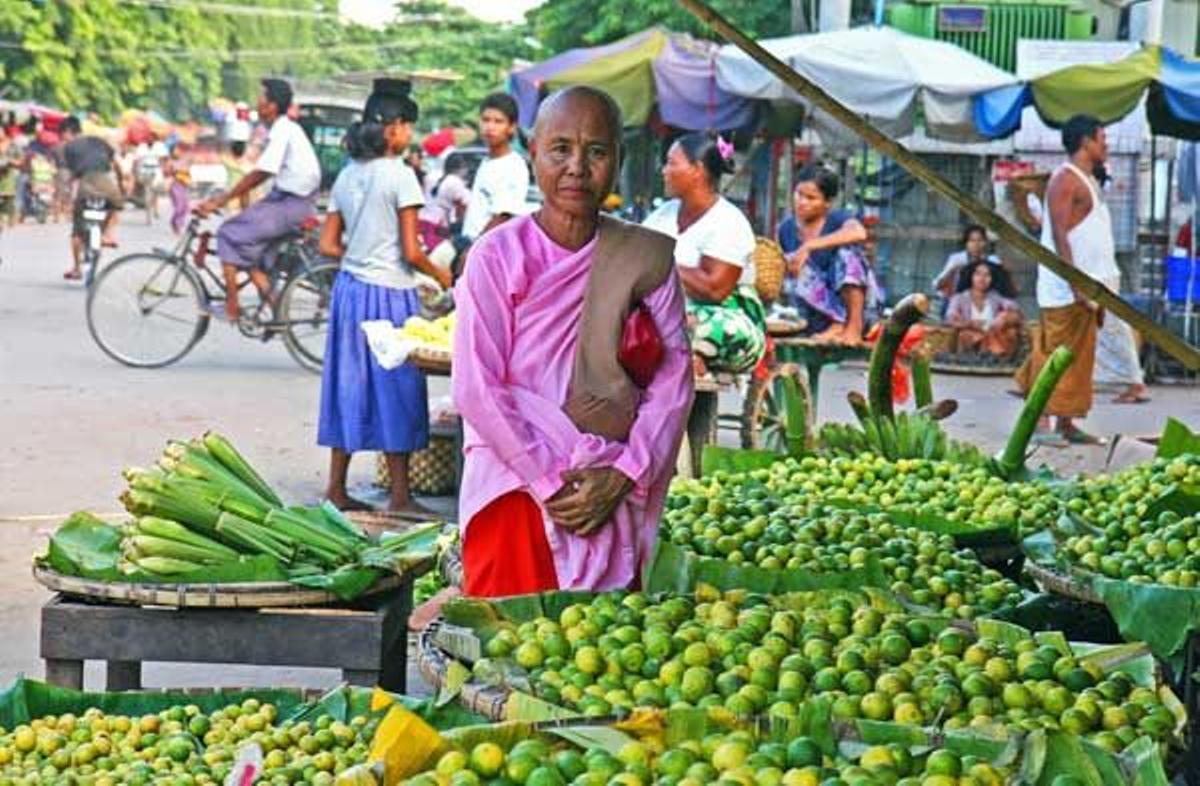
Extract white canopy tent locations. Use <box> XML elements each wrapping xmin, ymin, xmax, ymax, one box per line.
<box><xmin>715</xmin><ymin>26</ymin><xmax>1019</xmax><ymax>142</ymax></box>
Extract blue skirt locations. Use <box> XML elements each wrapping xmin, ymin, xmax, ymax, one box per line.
<box><xmin>318</xmin><ymin>271</ymin><xmax>429</xmax><ymax>453</ymax></box>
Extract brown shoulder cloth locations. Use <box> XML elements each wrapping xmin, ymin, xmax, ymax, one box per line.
<box><xmin>563</xmin><ymin>214</ymin><xmax>676</xmax><ymax>442</ymax></box>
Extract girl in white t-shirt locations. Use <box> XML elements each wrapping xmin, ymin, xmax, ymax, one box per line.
<box><xmin>643</xmin><ymin>132</ymin><xmax>764</xmax><ymax>374</ymax></box>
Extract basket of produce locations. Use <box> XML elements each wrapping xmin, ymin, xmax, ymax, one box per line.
<box><xmin>1022</xmin><ymin>452</ymin><xmax>1200</xmax><ymax>663</ymax></box>
<box><xmin>0</xmin><ymin>677</ymin><xmax>484</xmax><ymax>784</ymax></box>
<box><xmin>402</xmin><ymin>314</ymin><xmax>454</xmax><ymax>373</ymax></box>
<box><xmin>752</xmin><ymin>237</ymin><xmax>786</xmax><ymax>303</ymax></box>
<box><xmin>363</xmin><ymin>313</ymin><xmax>454</xmax><ymax>374</ymax></box>
<box><xmin>35</xmin><ymin>432</ymin><xmax>441</xmax><ymax>606</ymax></box>
<box><xmin>409</xmin><ymin>345</ymin><xmax>453</xmax><ymax>373</ymax></box>
<box><xmin>1009</xmin><ymin>171</ymin><xmax>1050</xmax><ymax>234</ymax></box>
<box><xmin>396</xmin><ymin>700</ymin><xmax>1177</xmax><ymax>786</ymax></box>
<box><xmin>1023</xmin><ymin>559</ymin><xmax>1105</xmax><ymax>606</ymax></box>
<box><xmin>652</xmin><ymin>497</ymin><xmax>1025</xmax><ymax>619</ymax></box>
<box><xmin>930</xmin><ymin>328</ymin><xmax>1031</xmax><ymax>377</ymax></box>
<box><xmin>375</xmin><ymin>418</ymin><xmax>459</xmax><ymax>497</ymax></box>
<box><xmin>917</xmin><ymin>323</ymin><xmax>956</xmax><ymax>356</ymax></box>
<box><xmin>422</xmin><ymin>586</ymin><xmax>1186</xmax><ymax>763</ymax></box>
<box><xmin>30</xmin><ymin>562</ymin><xmax>405</xmax><ymax>608</ymax></box>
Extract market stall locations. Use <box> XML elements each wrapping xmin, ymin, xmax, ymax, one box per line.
<box><xmin>34</xmin><ymin>432</ymin><xmax>442</xmax><ymax>694</ymax></box>
<box><xmin>509</xmin><ymin>27</ymin><xmax>755</xmax><ymax>132</ymax></box>
<box><xmin>715</xmin><ymin>26</ymin><xmax>1018</xmax><ymax>144</ymax></box>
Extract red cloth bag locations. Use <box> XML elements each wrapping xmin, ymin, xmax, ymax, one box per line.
<box><xmin>618</xmin><ymin>303</ymin><xmax>663</xmax><ymax>388</ymax></box>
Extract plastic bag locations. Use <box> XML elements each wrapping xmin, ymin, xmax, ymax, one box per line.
<box><xmin>362</xmin><ymin>320</ymin><xmax>418</xmax><ymax>371</ymax></box>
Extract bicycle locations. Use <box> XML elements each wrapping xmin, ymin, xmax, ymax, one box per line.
<box><xmin>86</xmin><ymin>213</ymin><xmax>337</xmax><ymax>372</ymax></box>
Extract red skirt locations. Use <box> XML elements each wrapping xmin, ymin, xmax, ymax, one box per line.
<box><xmin>462</xmin><ymin>491</ymin><xmax>559</xmax><ymax>597</ymax></box>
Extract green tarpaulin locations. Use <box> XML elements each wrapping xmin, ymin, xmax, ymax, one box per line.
<box><xmin>1031</xmin><ymin>46</ymin><xmax>1162</xmax><ymax>126</ymax></box>
<box><xmin>545</xmin><ymin>30</ymin><xmax>668</xmax><ymax>127</ymax></box>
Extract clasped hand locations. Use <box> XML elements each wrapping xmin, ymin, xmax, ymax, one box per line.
<box><xmin>545</xmin><ymin>467</ymin><xmax>633</xmax><ymax>536</ymax></box>
<box><xmin>787</xmin><ymin>244</ymin><xmax>811</xmax><ymax>275</ymax></box>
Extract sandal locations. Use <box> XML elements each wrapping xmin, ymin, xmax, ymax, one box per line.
<box><xmin>1060</xmin><ymin>428</ymin><xmax>1107</xmax><ymax>446</ymax></box>
<box><xmin>62</xmin><ymin>269</ymin><xmax>82</xmax><ymax>280</ymax></box>
<box><xmin>1031</xmin><ymin>432</ymin><xmax>1069</xmax><ymax>448</ymax></box>
<box><xmin>1112</xmin><ymin>391</ymin><xmax>1150</xmax><ymax>405</ymax></box>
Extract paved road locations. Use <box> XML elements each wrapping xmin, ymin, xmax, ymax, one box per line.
<box><xmin>0</xmin><ymin>212</ymin><xmax>1197</xmax><ymax>692</ymax></box>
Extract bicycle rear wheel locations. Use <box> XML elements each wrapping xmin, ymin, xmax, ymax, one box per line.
<box><xmin>87</xmin><ymin>253</ymin><xmax>208</xmax><ymax>368</ymax></box>
<box><xmin>279</xmin><ymin>260</ymin><xmax>336</xmax><ymax>373</ymax></box>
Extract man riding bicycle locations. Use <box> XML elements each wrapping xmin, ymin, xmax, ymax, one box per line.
<box><xmin>60</xmin><ymin>116</ymin><xmax>125</xmax><ymax>281</ymax></box>
<box><xmin>196</xmin><ymin>78</ymin><xmax>320</xmax><ymax>322</ymax></box>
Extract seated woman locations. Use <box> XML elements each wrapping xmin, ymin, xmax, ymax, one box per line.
<box><xmin>643</xmin><ymin>132</ymin><xmax>764</xmax><ymax>375</ymax></box>
<box><xmin>945</xmin><ymin>260</ymin><xmax>1023</xmax><ymax>358</ymax></box>
<box><xmin>932</xmin><ymin>224</ymin><xmax>1010</xmax><ymax>303</ymax></box>
<box><xmin>777</xmin><ymin>166</ymin><xmax>880</xmax><ymax>345</ymax></box>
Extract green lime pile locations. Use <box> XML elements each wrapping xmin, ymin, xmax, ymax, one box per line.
<box><xmin>661</xmin><ymin>503</ymin><xmax>1022</xmax><ymax>618</ymax></box>
<box><xmin>0</xmin><ymin>699</ymin><xmax>372</xmax><ymax>785</ymax></box>
<box><xmin>480</xmin><ymin>592</ymin><xmax>1180</xmax><ymax>753</ymax></box>
<box><xmin>1060</xmin><ymin>510</ymin><xmax>1200</xmax><ymax>586</ymax></box>
<box><xmin>404</xmin><ymin>732</ymin><xmax>1013</xmax><ymax>786</ymax></box>
<box><xmin>1067</xmin><ymin>455</ymin><xmax>1200</xmax><ymax>532</ymax></box>
<box><xmin>477</xmin><ymin>591</ymin><xmax>1178</xmax><ymax>751</ymax></box>
<box><xmin>668</xmin><ymin>454</ymin><xmax>1062</xmax><ymax>538</ymax></box>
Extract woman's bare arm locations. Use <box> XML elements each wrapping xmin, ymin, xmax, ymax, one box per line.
<box><xmin>678</xmin><ymin>255</ymin><xmax>741</xmax><ymax>303</ymax></box>
<box><xmin>318</xmin><ymin>212</ymin><xmax>345</xmax><ymax>259</ymax></box>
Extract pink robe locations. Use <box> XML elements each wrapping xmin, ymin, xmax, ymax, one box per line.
<box><xmin>451</xmin><ymin>215</ymin><xmax>693</xmax><ymax>591</ymax></box>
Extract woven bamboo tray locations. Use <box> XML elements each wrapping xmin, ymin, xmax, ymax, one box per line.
<box><xmin>929</xmin><ymin>358</ymin><xmax>1023</xmax><ymax>377</ymax></box>
<box><xmin>765</xmin><ymin>319</ymin><xmax>806</xmax><ymax>338</ymax></box>
<box><xmin>409</xmin><ymin>346</ymin><xmax>452</xmax><ymax>375</ymax></box>
<box><xmin>32</xmin><ymin>564</ymin><xmax>405</xmax><ymax>609</ymax></box>
<box><xmin>1025</xmin><ymin>560</ymin><xmax>1104</xmax><ymax>605</ymax></box>
<box><xmin>416</xmin><ymin>620</ymin><xmax>510</xmax><ymax>720</ymax></box>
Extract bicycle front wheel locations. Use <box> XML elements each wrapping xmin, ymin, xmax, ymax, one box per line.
<box><xmin>279</xmin><ymin>261</ymin><xmax>337</xmax><ymax>373</ymax></box>
<box><xmin>87</xmin><ymin>253</ymin><xmax>208</xmax><ymax>368</ymax></box>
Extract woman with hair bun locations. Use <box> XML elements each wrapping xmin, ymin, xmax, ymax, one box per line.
<box><xmin>777</xmin><ymin>165</ymin><xmax>880</xmax><ymax>344</ymax></box>
<box><xmin>316</xmin><ymin>79</ymin><xmax>453</xmax><ymax>514</ymax></box>
<box><xmin>642</xmin><ymin>132</ymin><xmax>765</xmax><ymax>375</ymax></box>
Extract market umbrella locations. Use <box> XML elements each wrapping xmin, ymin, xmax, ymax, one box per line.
<box><xmin>714</xmin><ymin>26</ymin><xmax>1018</xmax><ymax>142</ymax></box>
<box><xmin>509</xmin><ymin>27</ymin><xmax>756</xmax><ymax>131</ymax></box>
<box><xmin>974</xmin><ymin>45</ymin><xmax>1200</xmax><ymax>141</ymax></box>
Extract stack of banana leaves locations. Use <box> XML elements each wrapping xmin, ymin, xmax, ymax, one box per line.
<box><xmin>42</xmin><ymin>432</ymin><xmax>442</xmax><ymax>600</ymax></box>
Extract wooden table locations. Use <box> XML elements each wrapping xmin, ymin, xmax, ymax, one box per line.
<box><xmin>771</xmin><ymin>337</ymin><xmax>869</xmax><ymax>405</ymax></box>
<box><xmin>40</xmin><ymin>578</ymin><xmax>415</xmax><ymax>692</ymax></box>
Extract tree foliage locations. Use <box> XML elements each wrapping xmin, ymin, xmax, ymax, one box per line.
<box><xmin>377</xmin><ymin>1</ymin><xmax>535</xmax><ymax>129</ymax></box>
<box><xmin>528</xmin><ymin>0</ymin><xmax>790</xmax><ymax>53</ymax></box>
<box><xmin>0</xmin><ymin>0</ymin><xmax>532</xmax><ymax>127</ymax></box>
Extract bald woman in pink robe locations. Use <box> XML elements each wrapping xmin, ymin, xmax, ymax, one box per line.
<box><xmin>451</xmin><ymin>87</ymin><xmax>692</xmax><ymax>595</ymax></box>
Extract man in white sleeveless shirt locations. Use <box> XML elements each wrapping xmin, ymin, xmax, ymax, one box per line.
<box><xmin>1015</xmin><ymin>115</ymin><xmax>1109</xmax><ymax>447</ymax></box>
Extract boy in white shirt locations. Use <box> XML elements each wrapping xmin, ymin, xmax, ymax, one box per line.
<box><xmin>460</xmin><ymin>93</ymin><xmax>529</xmax><ymax>244</ymax></box>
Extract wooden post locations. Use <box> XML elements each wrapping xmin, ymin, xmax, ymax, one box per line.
<box><xmin>675</xmin><ymin>0</ymin><xmax>1200</xmax><ymax>371</ymax></box>
<box><xmin>767</xmin><ymin>140</ymin><xmax>780</xmax><ymax>236</ymax></box>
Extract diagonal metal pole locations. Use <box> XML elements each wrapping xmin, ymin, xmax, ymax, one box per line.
<box><xmin>677</xmin><ymin>0</ymin><xmax>1200</xmax><ymax>371</ymax></box>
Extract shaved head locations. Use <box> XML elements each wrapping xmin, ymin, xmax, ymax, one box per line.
<box><xmin>530</xmin><ymin>85</ymin><xmax>623</xmax><ymax>221</ymax></box>
<box><xmin>533</xmin><ymin>85</ymin><xmax>623</xmax><ymax>145</ymax></box>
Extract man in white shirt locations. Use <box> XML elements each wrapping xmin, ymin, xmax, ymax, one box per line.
<box><xmin>460</xmin><ymin>93</ymin><xmax>529</xmax><ymax>243</ymax></box>
<box><xmin>197</xmin><ymin>78</ymin><xmax>321</xmax><ymax>322</ymax></box>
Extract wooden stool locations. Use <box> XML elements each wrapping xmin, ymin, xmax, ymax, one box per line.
<box><xmin>40</xmin><ymin>581</ymin><xmax>413</xmax><ymax>692</ymax></box>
